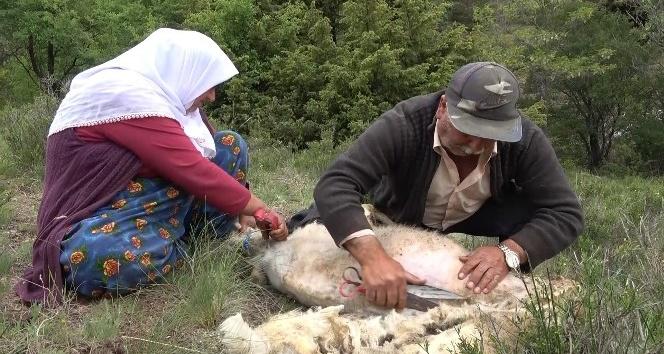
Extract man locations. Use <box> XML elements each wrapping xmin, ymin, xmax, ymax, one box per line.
<box><xmin>289</xmin><ymin>62</ymin><xmax>583</xmax><ymax>310</ymax></box>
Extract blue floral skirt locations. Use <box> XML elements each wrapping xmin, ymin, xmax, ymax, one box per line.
<box><xmin>59</xmin><ymin>130</ymin><xmax>248</xmax><ymax>298</ymax></box>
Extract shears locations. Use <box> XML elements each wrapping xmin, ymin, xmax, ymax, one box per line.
<box><xmin>338</xmin><ymin>266</ymin><xmax>466</xmax><ymax>312</ymax></box>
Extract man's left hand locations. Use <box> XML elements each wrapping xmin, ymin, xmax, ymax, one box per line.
<box><xmin>458</xmin><ymin>246</ymin><xmax>509</xmax><ymax>294</ymax></box>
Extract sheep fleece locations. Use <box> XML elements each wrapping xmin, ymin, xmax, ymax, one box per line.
<box><xmin>218</xmin><ymin>222</ymin><xmax>574</xmax><ymax>353</ymax></box>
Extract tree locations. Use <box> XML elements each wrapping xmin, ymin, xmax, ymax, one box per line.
<box><xmin>315</xmin><ymin>0</ymin><xmax>345</xmax><ymax>43</ymax></box>
<box><xmin>184</xmin><ymin>0</ymin><xmax>257</xmax><ymax>57</ymax></box>
<box><xmin>0</xmin><ymin>0</ymin><xmax>156</xmax><ymax>97</ymax></box>
<box><xmin>472</xmin><ymin>0</ymin><xmax>652</xmax><ymax>168</ymax></box>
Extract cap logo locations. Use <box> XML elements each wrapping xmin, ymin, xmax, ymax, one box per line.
<box><xmin>477</xmin><ymin>81</ymin><xmax>513</xmax><ymax>110</ymax></box>
<box><xmin>484</xmin><ymin>81</ymin><xmax>513</xmax><ymax>95</ymax></box>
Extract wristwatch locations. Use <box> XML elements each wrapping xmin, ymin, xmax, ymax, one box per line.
<box><xmin>498</xmin><ymin>243</ymin><xmax>521</xmax><ymax>273</ymax></box>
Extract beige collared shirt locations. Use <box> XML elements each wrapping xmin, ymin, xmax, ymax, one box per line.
<box><xmin>339</xmin><ymin>126</ymin><xmax>496</xmax><ymax>246</ymax></box>
<box><xmin>422</xmin><ymin>125</ymin><xmax>497</xmax><ymax>229</ymax></box>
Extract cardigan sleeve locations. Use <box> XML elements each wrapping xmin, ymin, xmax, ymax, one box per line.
<box><xmin>76</xmin><ymin>117</ymin><xmax>251</xmax><ymax>216</ymax></box>
<box><xmin>314</xmin><ymin>114</ymin><xmax>406</xmax><ymax>245</ymax></box>
<box><xmin>509</xmin><ymin>127</ymin><xmax>584</xmax><ymax>270</ymax></box>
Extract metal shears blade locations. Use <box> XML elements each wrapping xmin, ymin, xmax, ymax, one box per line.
<box><xmin>407</xmin><ymin>284</ymin><xmax>466</xmax><ymax>300</ymax></box>
<box><xmin>405</xmin><ymin>284</ymin><xmax>466</xmax><ymax>312</ymax></box>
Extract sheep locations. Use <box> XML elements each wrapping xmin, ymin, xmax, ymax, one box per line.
<box><xmin>218</xmin><ymin>207</ymin><xmax>576</xmax><ymax>353</ymax></box>
<box><xmin>247</xmin><ymin>222</ymin><xmax>529</xmax><ymax>311</ymax></box>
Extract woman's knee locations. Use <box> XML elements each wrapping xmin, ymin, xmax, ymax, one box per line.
<box><xmin>212</xmin><ymin>131</ymin><xmax>249</xmax><ymax>179</ymax></box>
<box><xmin>214</xmin><ymin>130</ymin><xmax>248</xmax><ymax>153</ymax></box>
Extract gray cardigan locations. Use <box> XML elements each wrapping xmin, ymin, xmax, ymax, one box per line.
<box><xmin>314</xmin><ymin>91</ymin><xmax>583</xmax><ymax>270</ymax></box>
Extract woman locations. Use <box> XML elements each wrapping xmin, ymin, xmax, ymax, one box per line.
<box><xmin>16</xmin><ymin>28</ymin><xmax>288</xmax><ymax>304</ymax></box>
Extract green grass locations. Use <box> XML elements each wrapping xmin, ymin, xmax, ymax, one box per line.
<box><xmin>0</xmin><ymin>134</ymin><xmax>336</xmax><ymax>353</ymax></box>
<box><xmin>456</xmin><ymin>171</ymin><xmax>664</xmax><ymax>353</ymax></box>
<box><xmin>0</xmin><ymin>115</ymin><xmax>662</xmax><ymax>352</ymax></box>
<box><xmin>247</xmin><ymin>133</ymin><xmax>348</xmax><ymax>214</ymax></box>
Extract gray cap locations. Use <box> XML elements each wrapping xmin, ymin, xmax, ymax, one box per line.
<box><xmin>446</xmin><ymin>62</ymin><xmax>522</xmax><ymax>142</ymax></box>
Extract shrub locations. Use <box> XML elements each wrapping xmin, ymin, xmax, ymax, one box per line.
<box><xmin>0</xmin><ymin>95</ymin><xmax>57</xmax><ymax>176</ymax></box>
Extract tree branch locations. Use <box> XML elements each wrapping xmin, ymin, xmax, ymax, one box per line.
<box><xmin>47</xmin><ymin>41</ymin><xmax>55</xmax><ymax>76</ymax></box>
<box><xmin>27</xmin><ymin>34</ymin><xmax>44</xmax><ymax>80</ymax></box>
<box><xmin>11</xmin><ymin>53</ymin><xmax>39</xmax><ymax>86</ymax></box>
<box><xmin>576</xmin><ymin>130</ymin><xmax>591</xmax><ymax>158</ymax></box>
<box><xmin>60</xmin><ymin>57</ymin><xmax>79</xmax><ymax>79</ymax></box>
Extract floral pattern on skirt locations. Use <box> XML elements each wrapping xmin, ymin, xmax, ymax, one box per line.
<box><xmin>60</xmin><ymin>130</ymin><xmax>249</xmax><ymax>297</ymax></box>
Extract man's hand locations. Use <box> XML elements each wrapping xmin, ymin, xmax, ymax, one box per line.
<box><xmin>458</xmin><ymin>246</ymin><xmax>510</xmax><ymax>294</ymax></box>
<box><xmin>344</xmin><ymin>236</ymin><xmax>425</xmax><ymax>309</ymax></box>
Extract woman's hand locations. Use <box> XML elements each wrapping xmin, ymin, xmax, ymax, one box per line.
<box><xmin>268</xmin><ymin>211</ymin><xmax>288</xmax><ymax>241</ymax></box>
<box><xmin>254</xmin><ymin>209</ymin><xmax>288</xmax><ymax>241</ymax></box>
<box><xmin>237</xmin><ymin>214</ymin><xmax>256</xmax><ymax>232</ymax></box>
<box><xmin>241</xmin><ymin>194</ymin><xmax>289</xmax><ymax>241</ymax></box>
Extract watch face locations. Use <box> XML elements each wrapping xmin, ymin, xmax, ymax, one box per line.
<box><xmin>507</xmin><ymin>255</ymin><xmax>520</xmax><ymax>269</ymax></box>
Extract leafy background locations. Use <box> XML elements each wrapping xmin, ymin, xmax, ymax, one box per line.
<box><xmin>0</xmin><ymin>0</ymin><xmax>662</xmax><ymax>353</ymax></box>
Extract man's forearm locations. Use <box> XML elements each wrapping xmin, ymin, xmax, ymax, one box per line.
<box><xmin>343</xmin><ymin>235</ymin><xmax>390</xmax><ymax>266</ymax></box>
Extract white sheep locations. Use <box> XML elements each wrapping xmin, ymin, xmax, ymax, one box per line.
<box><xmin>218</xmin><ymin>209</ymin><xmax>576</xmax><ymax>353</ymax></box>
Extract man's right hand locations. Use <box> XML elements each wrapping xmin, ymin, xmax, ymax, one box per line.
<box><xmin>344</xmin><ymin>235</ymin><xmax>425</xmax><ymax>309</ymax></box>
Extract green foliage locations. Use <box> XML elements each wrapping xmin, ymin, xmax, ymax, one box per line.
<box><xmin>171</xmin><ymin>236</ymin><xmax>258</xmax><ymax>328</ymax></box>
<box><xmin>184</xmin><ymin>0</ymin><xmax>257</xmax><ymax>56</ymax></box>
<box><xmin>188</xmin><ymin>0</ymin><xmax>471</xmax><ymax>148</ymax></box>
<box><xmin>0</xmin><ymin>95</ymin><xmax>57</xmax><ymax>176</ymax></box>
<box><xmin>0</xmin><ymin>0</ymin><xmax>158</xmax><ymax>98</ymax></box>
<box><xmin>0</xmin><ymin>251</ymin><xmax>11</xmax><ymax>277</ymax></box>
<box><xmin>631</xmin><ymin>114</ymin><xmax>664</xmax><ymax>173</ymax></box>
<box><xmin>638</xmin><ymin>0</ymin><xmax>664</xmax><ymax>48</ymax></box>
<box><xmin>0</xmin><ymin>61</ymin><xmax>41</xmax><ymax>108</ymax></box>
<box><xmin>471</xmin><ymin>0</ymin><xmax>659</xmax><ymax>170</ymax></box>
<box><xmin>83</xmin><ymin>301</ymin><xmax>125</xmax><ymax>341</ymax></box>
<box><xmin>0</xmin><ymin>0</ymin><xmax>661</xmax><ymax>167</ymax></box>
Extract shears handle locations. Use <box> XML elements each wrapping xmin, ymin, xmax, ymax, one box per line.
<box><xmin>339</xmin><ymin>281</ymin><xmax>365</xmax><ymax>298</ymax></box>
<box><xmin>339</xmin><ymin>266</ymin><xmax>365</xmax><ymax>298</ymax></box>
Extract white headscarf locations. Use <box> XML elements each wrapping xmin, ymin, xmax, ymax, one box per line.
<box><xmin>49</xmin><ymin>28</ymin><xmax>238</xmax><ymax>158</ymax></box>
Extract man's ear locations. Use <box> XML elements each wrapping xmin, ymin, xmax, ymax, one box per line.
<box><xmin>436</xmin><ymin>95</ymin><xmax>447</xmax><ymax>121</ymax></box>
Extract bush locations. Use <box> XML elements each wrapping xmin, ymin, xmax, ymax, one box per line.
<box><xmin>0</xmin><ymin>95</ymin><xmax>57</xmax><ymax>176</ymax></box>
<box><xmin>632</xmin><ymin>115</ymin><xmax>664</xmax><ymax>174</ymax></box>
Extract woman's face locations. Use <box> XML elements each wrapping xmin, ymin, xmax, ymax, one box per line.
<box><xmin>186</xmin><ymin>87</ymin><xmax>216</xmax><ymax>114</ymax></box>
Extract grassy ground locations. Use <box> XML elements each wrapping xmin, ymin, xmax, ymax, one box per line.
<box><xmin>0</xmin><ymin>134</ymin><xmax>346</xmax><ymax>353</ymax></box>
<box><xmin>0</xmin><ymin>111</ymin><xmax>662</xmax><ymax>352</ymax></box>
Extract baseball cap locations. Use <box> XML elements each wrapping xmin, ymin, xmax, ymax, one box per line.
<box><xmin>445</xmin><ymin>62</ymin><xmax>522</xmax><ymax>142</ymax></box>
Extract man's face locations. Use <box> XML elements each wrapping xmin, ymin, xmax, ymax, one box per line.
<box><xmin>436</xmin><ymin>96</ymin><xmax>494</xmax><ymax>157</ymax></box>
<box><xmin>186</xmin><ymin>87</ymin><xmax>216</xmax><ymax>114</ymax></box>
